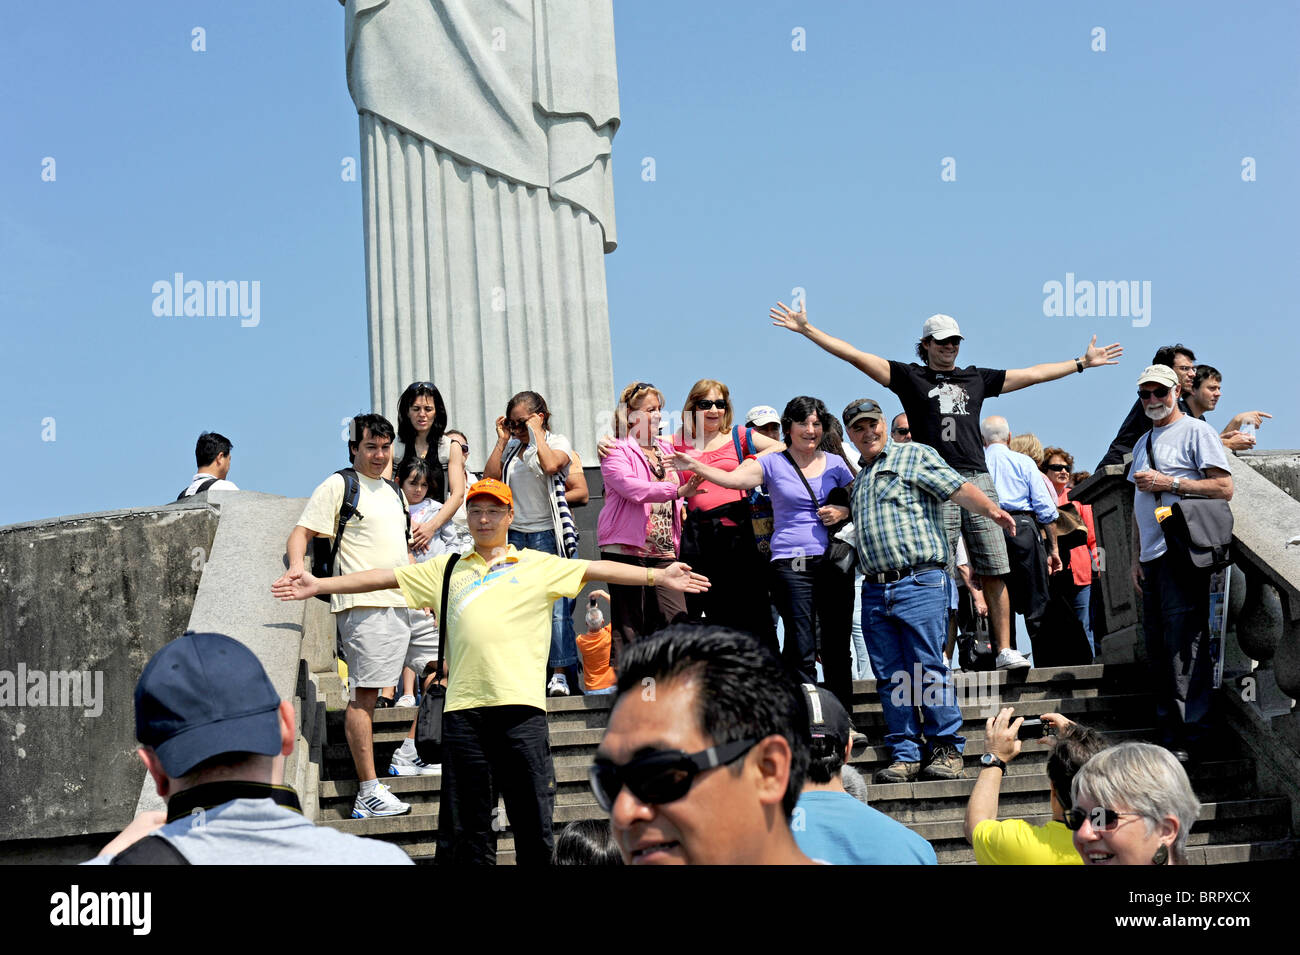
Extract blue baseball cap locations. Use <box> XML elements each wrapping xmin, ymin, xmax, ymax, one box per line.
<box><xmin>135</xmin><ymin>632</ymin><xmax>283</xmax><ymax>777</ymax></box>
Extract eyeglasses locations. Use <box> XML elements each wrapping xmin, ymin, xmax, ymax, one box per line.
<box><xmin>892</xmin><ymin>427</ymin><xmax>911</xmax><ymax>436</ymax></box>
<box><xmin>1044</xmin><ymin>463</ymin><xmax>1070</xmax><ymax>473</ymax></box>
<box><xmin>588</xmin><ymin>738</ymin><xmax>757</xmax><ymax>812</ymax></box>
<box><xmin>694</xmin><ymin>399</ymin><xmax>728</xmax><ymax>411</ymax></box>
<box><xmin>1063</xmin><ymin>807</ymin><xmax>1145</xmax><ymax>832</ymax></box>
<box><xmin>466</xmin><ymin>505</ymin><xmax>509</xmax><ymax>518</ymax></box>
<box><xmin>1137</xmin><ymin>386</ymin><xmax>1171</xmax><ymax>401</ymax></box>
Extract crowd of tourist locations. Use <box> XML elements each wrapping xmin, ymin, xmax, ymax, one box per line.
<box><xmin>155</xmin><ymin>304</ymin><xmax>1271</xmax><ymax>866</ymax></box>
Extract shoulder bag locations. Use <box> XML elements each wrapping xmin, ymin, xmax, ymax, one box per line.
<box><xmin>1144</xmin><ymin>432</ymin><xmax>1233</xmax><ymax>571</ymax></box>
<box><xmin>415</xmin><ymin>553</ymin><xmax>460</xmax><ymax>763</ymax></box>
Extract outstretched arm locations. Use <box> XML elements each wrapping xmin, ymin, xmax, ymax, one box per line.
<box><xmin>1002</xmin><ymin>336</ymin><xmax>1123</xmax><ymax>393</ymax></box>
<box><xmin>583</xmin><ymin>560</ymin><xmax>710</xmax><ymax>593</ymax></box>
<box><xmin>671</xmin><ymin>453</ymin><xmax>764</xmax><ymax>491</ymax></box>
<box><xmin>770</xmin><ymin>301</ymin><xmax>891</xmax><ymax>387</ymax></box>
<box><xmin>273</xmin><ymin>567</ymin><xmax>400</xmax><ymax>602</ymax></box>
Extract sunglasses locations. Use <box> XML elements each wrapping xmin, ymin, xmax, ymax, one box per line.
<box><xmin>588</xmin><ymin>738</ymin><xmax>757</xmax><ymax>812</ymax></box>
<box><xmin>694</xmin><ymin>399</ymin><xmax>728</xmax><ymax>411</ymax></box>
<box><xmin>507</xmin><ymin>418</ymin><xmax>530</xmax><ymax>431</ymax></box>
<box><xmin>892</xmin><ymin>427</ymin><xmax>911</xmax><ymax>436</ymax></box>
<box><xmin>930</xmin><ymin>337</ymin><xmax>961</xmax><ymax>346</ymax></box>
<box><xmin>1137</xmin><ymin>386</ymin><xmax>1171</xmax><ymax>401</ymax></box>
<box><xmin>631</xmin><ymin>382</ymin><xmax>655</xmax><ymax>393</ymax></box>
<box><xmin>1044</xmin><ymin>463</ymin><xmax>1070</xmax><ymax>472</ymax></box>
<box><xmin>1063</xmin><ymin>806</ymin><xmax>1144</xmax><ymax>832</ymax></box>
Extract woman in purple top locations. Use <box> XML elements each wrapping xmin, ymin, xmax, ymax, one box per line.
<box><xmin>598</xmin><ymin>382</ymin><xmax>704</xmax><ymax>666</ymax></box>
<box><xmin>674</xmin><ymin>396</ymin><xmax>856</xmax><ymax>707</ymax></box>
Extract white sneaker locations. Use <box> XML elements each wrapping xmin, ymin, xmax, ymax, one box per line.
<box><xmin>352</xmin><ymin>782</ymin><xmax>411</xmax><ymax>818</ymax></box>
<box><xmin>995</xmin><ymin>648</ymin><xmax>1031</xmax><ymax>670</ymax></box>
<box><xmin>388</xmin><ymin>748</ymin><xmax>441</xmax><ymax>776</ymax></box>
<box><xmin>547</xmin><ymin>673</ymin><xmax>570</xmax><ymax>697</ymax></box>
<box><xmin>395</xmin><ymin>694</ymin><xmax>416</xmax><ymax>707</ymax></box>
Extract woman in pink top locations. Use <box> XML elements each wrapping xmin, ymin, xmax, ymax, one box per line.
<box><xmin>1042</xmin><ymin>447</ymin><xmax>1098</xmax><ymax>652</ymax></box>
<box><xmin>671</xmin><ymin>378</ymin><xmax>784</xmax><ymax>652</ymax></box>
<box><xmin>597</xmin><ymin>382</ymin><xmax>703</xmax><ymax>664</ymax></box>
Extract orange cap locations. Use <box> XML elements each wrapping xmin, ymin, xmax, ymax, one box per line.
<box><xmin>466</xmin><ymin>477</ymin><xmax>512</xmax><ymax>507</ymax></box>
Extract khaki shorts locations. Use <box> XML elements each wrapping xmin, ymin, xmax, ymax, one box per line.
<box><xmin>337</xmin><ymin>606</ymin><xmax>411</xmax><ymax>689</ymax></box>
<box><xmin>942</xmin><ymin>471</ymin><xmax>1011</xmax><ymax>577</ymax></box>
<box><xmin>404</xmin><ymin>608</ymin><xmax>440</xmax><ymax>675</ymax></box>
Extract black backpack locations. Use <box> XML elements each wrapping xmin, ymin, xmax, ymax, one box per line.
<box><xmin>310</xmin><ymin>468</ymin><xmax>410</xmax><ymax>602</ymax></box>
<box><xmin>175</xmin><ymin>477</ymin><xmax>219</xmax><ymax>501</ymax></box>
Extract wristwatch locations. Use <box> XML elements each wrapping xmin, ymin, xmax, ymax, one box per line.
<box><xmin>980</xmin><ymin>753</ymin><xmax>1007</xmax><ymax>774</ymax></box>
<box><xmin>1171</xmin><ymin>476</ymin><xmax>1182</xmax><ymax>494</ymax></box>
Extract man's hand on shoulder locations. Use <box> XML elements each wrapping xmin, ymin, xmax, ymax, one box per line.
<box><xmin>97</xmin><ymin>810</ymin><xmax>167</xmax><ymax>859</ymax></box>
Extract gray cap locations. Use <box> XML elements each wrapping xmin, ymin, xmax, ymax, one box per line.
<box><xmin>842</xmin><ymin>398</ymin><xmax>885</xmax><ymax>430</ymax></box>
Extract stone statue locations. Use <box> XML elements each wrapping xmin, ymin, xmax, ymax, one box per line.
<box><xmin>345</xmin><ymin>0</ymin><xmax>620</xmax><ymax>465</ymax></box>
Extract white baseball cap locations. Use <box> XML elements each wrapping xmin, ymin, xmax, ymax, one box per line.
<box><xmin>921</xmin><ymin>314</ymin><xmax>963</xmax><ymax>341</ymax></box>
<box><xmin>745</xmin><ymin>405</ymin><xmax>780</xmax><ymax>428</ymax></box>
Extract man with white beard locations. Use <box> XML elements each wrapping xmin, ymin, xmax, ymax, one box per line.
<box><xmin>1127</xmin><ymin>365</ymin><xmax>1232</xmax><ymax>765</ymax></box>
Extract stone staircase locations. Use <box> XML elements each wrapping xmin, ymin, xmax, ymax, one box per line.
<box><xmin>315</xmin><ymin>663</ymin><xmax>1300</xmax><ymax>864</ymax></box>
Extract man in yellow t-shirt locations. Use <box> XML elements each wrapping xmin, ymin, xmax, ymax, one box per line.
<box><xmin>274</xmin><ymin>413</ymin><xmax>433</xmax><ymax>821</ymax></box>
<box><xmin>964</xmin><ymin>708</ymin><xmax>1108</xmax><ymax>865</ymax></box>
<box><xmin>274</xmin><ymin>477</ymin><xmax>710</xmax><ymax>865</ymax></box>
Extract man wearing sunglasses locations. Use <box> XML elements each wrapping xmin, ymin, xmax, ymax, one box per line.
<box><xmin>592</xmin><ymin>625</ymin><xmax>816</xmax><ymax>865</ymax></box>
<box><xmin>890</xmin><ymin>413</ymin><xmax>912</xmax><ymax>443</ymax></box>
<box><xmin>1127</xmin><ymin>365</ymin><xmax>1232</xmax><ymax>763</ymax></box>
<box><xmin>275</xmin><ymin>479</ymin><xmax>710</xmax><ymax>865</ymax></box>
<box><xmin>1097</xmin><ymin>343</ymin><xmax>1196</xmax><ymax>469</ymax></box>
<box><xmin>772</xmin><ymin>302</ymin><xmax>1122</xmax><ymax>679</ymax></box>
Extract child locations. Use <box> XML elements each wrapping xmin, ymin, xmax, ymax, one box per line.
<box><xmin>576</xmin><ymin>591</ymin><xmax>616</xmax><ymax>696</ymax></box>
<box><xmin>385</xmin><ymin>459</ymin><xmax>457</xmax><ymax>719</ymax></box>
<box><xmin>400</xmin><ymin>458</ymin><xmax>460</xmax><ymax>561</ymax></box>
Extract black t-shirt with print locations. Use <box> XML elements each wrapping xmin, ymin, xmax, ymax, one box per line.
<box><xmin>887</xmin><ymin>361</ymin><xmax>1007</xmax><ymax>473</ymax></box>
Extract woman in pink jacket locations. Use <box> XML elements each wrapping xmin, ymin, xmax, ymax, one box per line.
<box><xmin>598</xmin><ymin>382</ymin><xmax>703</xmax><ymax>664</ymax></box>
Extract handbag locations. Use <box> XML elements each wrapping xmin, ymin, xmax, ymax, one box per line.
<box><xmin>783</xmin><ymin>451</ymin><xmax>857</xmax><ymax>574</ymax></box>
<box><xmin>1144</xmin><ymin>432</ymin><xmax>1234</xmax><ymax>571</ymax></box>
<box><xmin>415</xmin><ymin>553</ymin><xmax>459</xmax><ymax>764</ymax></box>
<box><xmin>729</xmin><ymin>426</ymin><xmax>774</xmax><ymax>552</ymax></box>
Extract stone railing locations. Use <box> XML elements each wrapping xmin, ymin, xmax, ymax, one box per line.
<box><xmin>1072</xmin><ymin>453</ymin><xmax>1300</xmax><ymax>830</ymax></box>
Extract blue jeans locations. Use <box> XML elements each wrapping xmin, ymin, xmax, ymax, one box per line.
<box><xmin>1072</xmin><ymin>583</ymin><xmax>1094</xmax><ymax>654</ymax></box>
<box><xmin>850</xmin><ymin>572</ymin><xmax>869</xmax><ymax>680</ymax></box>
<box><xmin>860</xmin><ymin>569</ymin><xmax>965</xmax><ymax>763</ymax></box>
<box><xmin>508</xmin><ymin>528</ymin><xmax>577</xmax><ymax>669</ymax></box>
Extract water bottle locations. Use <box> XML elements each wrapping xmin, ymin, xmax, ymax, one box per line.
<box><xmin>1239</xmin><ymin>420</ymin><xmax>1256</xmax><ymax>447</ymax></box>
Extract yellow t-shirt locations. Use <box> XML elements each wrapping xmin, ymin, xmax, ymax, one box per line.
<box><xmin>971</xmin><ymin>818</ymin><xmax>1082</xmax><ymax>865</ymax></box>
<box><xmin>297</xmin><ymin>472</ymin><xmax>409</xmax><ymax>613</ymax></box>
<box><xmin>394</xmin><ymin>547</ymin><xmax>588</xmax><ymax>713</ymax></box>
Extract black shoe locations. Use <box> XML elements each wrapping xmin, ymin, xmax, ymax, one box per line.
<box><xmin>374</xmin><ymin>694</ymin><xmax>395</xmax><ymax>708</ymax></box>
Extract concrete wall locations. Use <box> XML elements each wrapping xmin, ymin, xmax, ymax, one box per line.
<box><xmin>0</xmin><ymin>501</ymin><xmax>218</xmax><ymax>858</ymax></box>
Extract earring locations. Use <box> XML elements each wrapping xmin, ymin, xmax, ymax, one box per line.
<box><xmin>1151</xmin><ymin>843</ymin><xmax>1169</xmax><ymax>866</ymax></box>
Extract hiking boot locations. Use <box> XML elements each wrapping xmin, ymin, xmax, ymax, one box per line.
<box><xmin>872</xmin><ymin>760</ymin><xmax>921</xmax><ymax>784</ymax></box>
<box><xmin>920</xmin><ymin>745</ymin><xmax>965</xmax><ymax>780</ymax></box>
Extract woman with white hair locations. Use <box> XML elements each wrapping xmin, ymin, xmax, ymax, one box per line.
<box><xmin>1067</xmin><ymin>742</ymin><xmax>1200</xmax><ymax>865</ymax></box>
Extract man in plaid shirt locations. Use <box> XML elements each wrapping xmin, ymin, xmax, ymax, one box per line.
<box><xmin>842</xmin><ymin>399</ymin><xmax>1016</xmax><ymax>784</ymax></box>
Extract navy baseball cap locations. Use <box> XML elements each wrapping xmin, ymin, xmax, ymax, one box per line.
<box><xmin>135</xmin><ymin>632</ymin><xmax>283</xmax><ymax>777</ymax></box>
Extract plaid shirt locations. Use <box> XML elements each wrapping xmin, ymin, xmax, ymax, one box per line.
<box><xmin>851</xmin><ymin>438</ymin><xmax>965</xmax><ymax>574</ymax></box>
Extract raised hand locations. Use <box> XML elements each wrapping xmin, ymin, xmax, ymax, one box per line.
<box><xmin>659</xmin><ymin>561</ymin><xmax>711</xmax><ymax>594</ymax></box>
<box><xmin>1083</xmin><ymin>335</ymin><xmax>1123</xmax><ymax>368</ymax></box>
<box><xmin>770</xmin><ymin>300</ymin><xmax>810</xmax><ymax>335</ymax></box>
<box><xmin>671</xmin><ymin>450</ymin><xmax>701</xmax><ymax>473</ymax></box>
<box><xmin>494</xmin><ymin>415</ymin><xmax>510</xmax><ymax>442</ymax></box>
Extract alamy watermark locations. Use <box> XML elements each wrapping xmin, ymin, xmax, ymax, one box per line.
<box><xmin>152</xmin><ymin>273</ymin><xmax>260</xmax><ymax>327</ymax></box>
<box><xmin>0</xmin><ymin>664</ymin><xmax>104</xmax><ymax>717</ymax></box>
<box><xmin>1042</xmin><ymin>272</ymin><xmax>1150</xmax><ymax>328</ymax></box>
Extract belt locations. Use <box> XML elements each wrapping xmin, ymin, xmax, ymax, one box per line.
<box><xmin>862</xmin><ymin>562</ymin><xmax>946</xmax><ymax>584</ymax></box>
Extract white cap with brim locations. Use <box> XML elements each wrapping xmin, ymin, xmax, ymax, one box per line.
<box><xmin>1137</xmin><ymin>364</ymin><xmax>1179</xmax><ymax>389</ymax></box>
<box><xmin>921</xmin><ymin>314</ymin><xmax>962</xmax><ymax>340</ymax></box>
<box><xmin>745</xmin><ymin>405</ymin><xmax>780</xmax><ymax>428</ymax></box>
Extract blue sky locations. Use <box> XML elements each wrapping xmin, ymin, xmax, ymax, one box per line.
<box><xmin>3</xmin><ymin>1</ymin><xmax>1296</xmax><ymax>526</ymax></box>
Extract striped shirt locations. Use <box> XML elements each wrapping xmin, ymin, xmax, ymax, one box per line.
<box><xmin>850</xmin><ymin>439</ymin><xmax>965</xmax><ymax>575</ymax></box>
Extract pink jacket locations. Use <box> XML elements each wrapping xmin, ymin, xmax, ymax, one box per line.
<box><xmin>598</xmin><ymin>437</ymin><xmax>684</xmax><ymax>554</ymax></box>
